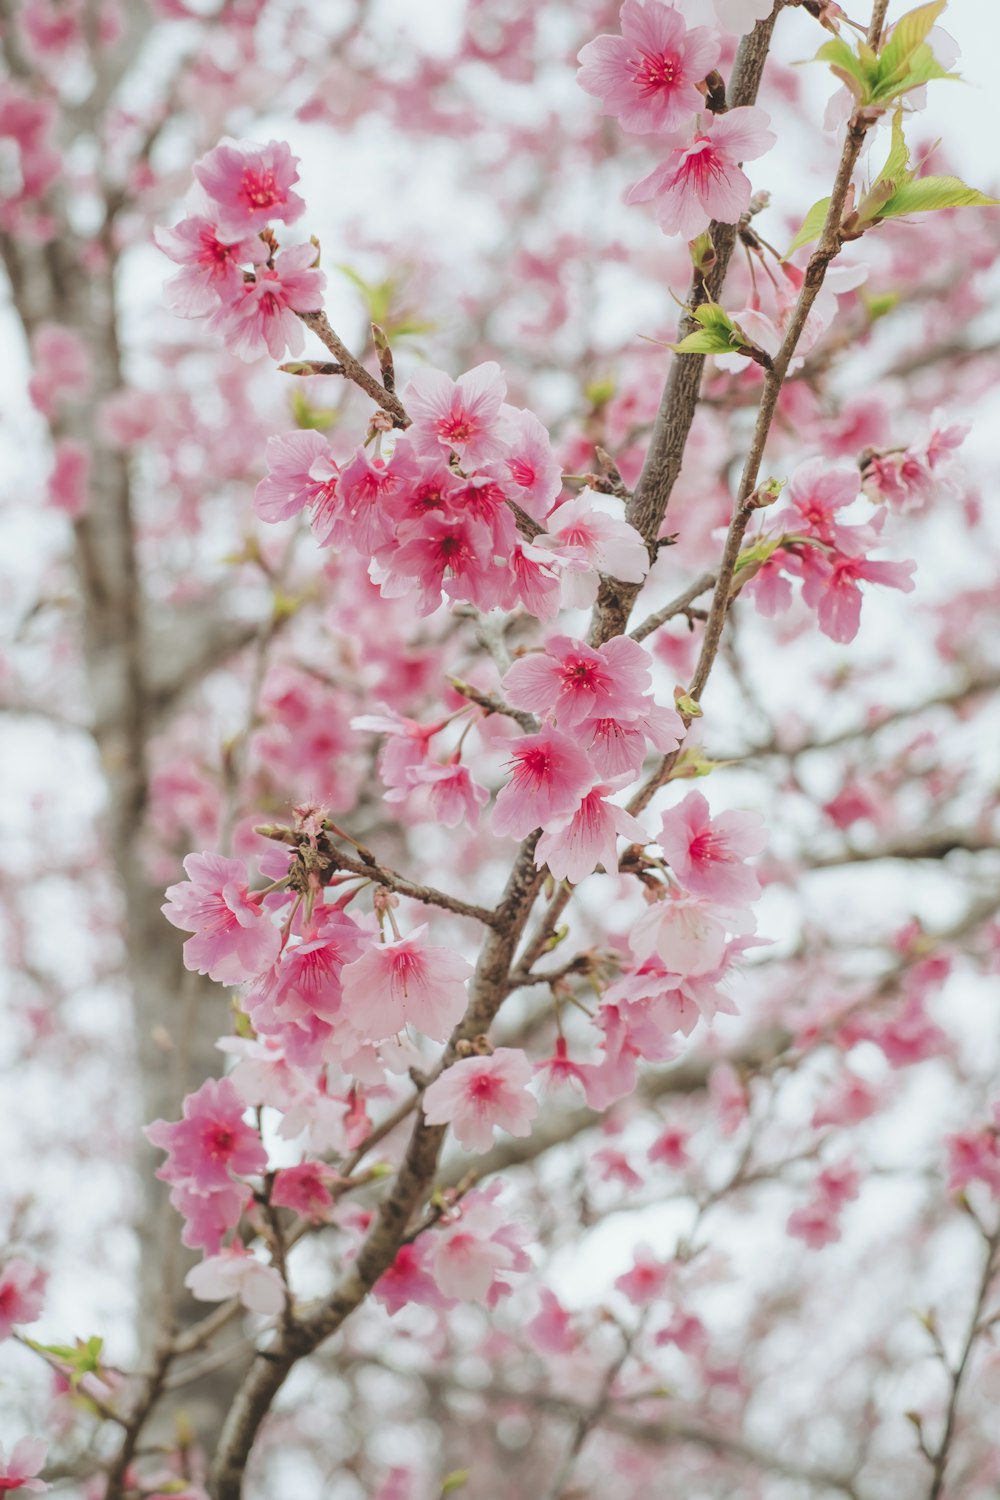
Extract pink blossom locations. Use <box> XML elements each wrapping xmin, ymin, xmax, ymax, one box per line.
<box><xmin>0</xmin><ymin>1438</ymin><xmax>48</xmax><ymax>1494</ymax></box>
<box><xmin>243</xmin><ymin>907</ymin><xmax>365</xmax><ymax>1064</ymax></box>
<box><xmin>404</xmin><ymin>361</ymin><xmax>509</xmax><ymax>468</ymax></box>
<box><xmin>709</xmin><ymin>1062</ymin><xmax>747</xmax><ymax>1135</ymax></box>
<box><xmin>526</xmin><ymin>1287</ymin><xmax>577</xmax><ymax>1354</ymax></box>
<box><xmin>946</xmin><ymin>1118</ymin><xmax>1000</xmax><ymax>1196</ymax></box>
<box><xmin>534</xmin><ymin>1036</ymin><xmax>589</xmax><ymax>1097</ymax></box>
<box><xmin>535</xmin><ymin>785</ymin><xmax>648</xmax><ymax>884</ymax></box>
<box><xmin>430</xmin><ymin>1195</ymin><xmax>521</xmax><ymax>1302</ymax></box>
<box><xmin>487</xmin><ymin>405</ymin><xmax>563</xmax><ymax>520</ymax></box>
<box><xmin>351</xmin><ymin>704</ymin><xmax>447</xmax><ymax>790</ymax></box>
<box><xmin>593</xmin><ymin>1146</ymin><xmax>644</xmax><ymax>1190</ymax></box>
<box><xmin>184</xmin><ymin>1246</ymin><xmax>285</xmax><ymax>1314</ymax></box>
<box><xmin>154</xmin><ymin>215</ymin><xmax>268</xmax><ymax>317</ymax></box>
<box><xmin>326</xmin><ymin>442</ymin><xmax>420</xmax><ymax>553</ymax></box>
<box><xmin>787</xmin><ymin>1202</ymin><xmax>842</xmax><ymax>1249</ymax></box>
<box><xmin>0</xmin><ymin>1259</ymin><xmax>46</xmax><ymax>1341</ymax></box>
<box><xmin>162</xmin><ymin>852</ymin><xmax>280</xmax><ymax>985</ymax></box>
<box><xmin>812</xmin><ymin>1071</ymin><xmax>881</xmax><ymax>1129</ymax></box>
<box><xmin>606</xmin><ymin>951</ymin><xmax>740</xmax><ymax>1037</ymax></box>
<box><xmin>373</xmin><ymin>1241</ymin><xmax>453</xmax><ymax>1316</ymax></box>
<box><xmin>580</xmin><ymin>697</ymin><xmax>683</xmax><ymax>779</ymax></box>
<box><xmin>28</xmin><ymin>324</ymin><xmax>90</xmax><ymax>416</ymax></box>
<box><xmin>270</xmin><ymin>1161</ymin><xmax>339</xmax><ymax>1222</ymax></box>
<box><xmin>785</xmin><ymin>457</ymin><xmax>862</xmax><ymax>550</ymax></box>
<box><xmin>380</xmin><ymin>511</ymin><xmax>499</xmax><ymax>616</ymax></box>
<box><xmin>627</xmin><ymin>107</ymin><xmax>776</xmax><ymax>239</ymax></box>
<box><xmin>648</xmin><ymin>1123</ymin><xmax>690</xmax><ymax>1169</ymax></box>
<box><xmin>253</xmin><ymin>429</ymin><xmax>337</xmax><ymax>524</ymax></box>
<box><xmin>422</xmin><ymin>1048</ymin><xmax>539</xmax><ymax>1153</ymax></box>
<box><xmin>209</xmin><ymin>243</ymin><xmax>325</xmax><ymax>362</ymax></box>
<box><xmin>657</xmin><ymin>790</ymin><xmax>765</xmax><ymax>907</ymax></box>
<box><xmin>578</xmin><ymin>1004</ymin><xmax>641</xmax><ymax>1110</ymax></box>
<box><xmin>615</xmin><ymin>1243</ymin><xmax>671</xmax><ymax>1305</ymax></box>
<box><xmin>631</xmin><ymin>889</ymin><xmax>735</xmax><ymax>977</ymax></box>
<box><xmin>577</xmin><ymin>1</ymin><xmax>720</xmax><ymax>135</ymax></box>
<box><xmin>340</xmin><ymin>924</ymin><xmax>473</xmax><ymax>1043</ymax></box>
<box><xmin>393</xmin><ymin>760</ymin><xmax>490</xmax><ymax>828</ymax></box>
<box><xmin>169</xmin><ymin>1182</ymin><xmax>248</xmax><ymax>1256</ymax></box>
<box><xmin>800</xmin><ymin>550</ymin><xmax>917</xmax><ymax>644</ymax></box>
<box><xmin>193</xmin><ymin>139</ymin><xmax>305</xmax><ymax>237</ymax></box>
<box><xmin>491</xmin><ymin>727</ymin><xmax>596</xmax><ymax>840</ymax></box>
<box><xmin>47</xmin><ymin>439</ymin><xmax>89</xmax><ymax>519</ymax></box>
<box><xmin>146</xmin><ymin>1076</ymin><xmax>268</xmax><ymax>1192</ymax></box>
<box><xmin>503</xmin><ymin>635</ymin><xmax>652</xmax><ymax>728</ymax></box>
<box><xmin>535</xmin><ymin>490</ymin><xmax>649</xmax><ymax>608</ymax></box>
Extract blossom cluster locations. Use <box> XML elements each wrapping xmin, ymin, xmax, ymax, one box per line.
<box><xmin>577</xmin><ymin>1</ymin><xmax>775</xmax><ymax>237</ymax></box>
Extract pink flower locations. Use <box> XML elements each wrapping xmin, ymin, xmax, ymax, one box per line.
<box><xmin>27</xmin><ymin>324</ymin><xmax>90</xmax><ymax>416</ymax></box>
<box><xmin>486</xmin><ymin>405</ymin><xmax>563</xmax><ymax>520</ymax></box>
<box><xmin>374</xmin><ymin>1241</ymin><xmax>452</xmax><ymax>1316</ymax></box>
<box><xmin>577</xmin><ymin>1</ymin><xmax>720</xmax><ymax>134</ymax></box>
<box><xmin>536</xmin><ymin>490</ymin><xmax>649</xmax><ymax>608</ymax></box>
<box><xmin>491</xmin><ymin>728</ymin><xmax>596</xmax><ymax>841</ymax></box>
<box><xmin>393</xmin><ymin>760</ymin><xmax>490</xmax><ymax>827</ymax></box>
<box><xmin>193</xmin><ymin>139</ymin><xmax>305</xmax><ymax>237</ymax></box>
<box><xmin>787</xmin><ymin>1202</ymin><xmax>842</xmax><ymax>1249</ymax></box>
<box><xmin>578</xmin><ymin>1004</ymin><xmax>641</xmax><ymax>1109</ymax></box>
<box><xmin>380</xmin><ymin>511</ymin><xmax>499</xmax><ymax>616</ymax></box>
<box><xmin>648</xmin><ymin>1123</ymin><xmax>690</xmax><ymax>1169</ymax></box>
<box><xmin>270</xmin><ymin>1161</ymin><xmax>339</xmax><ymax>1222</ymax></box>
<box><xmin>169</xmin><ymin>1182</ymin><xmax>248</xmax><ymax>1256</ymax></box>
<box><xmin>422</xmin><ymin>1048</ymin><xmax>539</xmax><ymax>1153</ymax></box>
<box><xmin>146</xmin><ymin>1076</ymin><xmax>268</xmax><ymax>1192</ymax></box>
<box><xmin>254</xmin><ymin>429</ymin><xmax>338</xmax><ymax>524</ymax></box>
<box><xmin>46</xmin><ymin>438</ymin><xmax>89</xmax><ymax>519</ymax></box>
<box><xmin>430</xmin><ymin>1195</ymin><xmax>522</xmax><ymax>1302</ymax></box>
<box><xmin>184</xmin><ymin>1246</ymin><xmax>285</xmax><ymax>1314</ymax></box>
<box><xmin>0</xmin><ymin>1438</ymin><xmax>48</xmax><ymax>1494</ymax></box>
<box><xmin>627</xmin><ymin>107</ymin><xmax>776</xmax><ymax>238</ymax></box>
<box><xmin>946</xmin><ymin>1119</ymin><xmax>1000</xmax><ymax>1196</ymax></box>
<box><xmin>340</xmin><ymin>924</ymin><xmax>473</xmax><ymax>1043</ymax></box>
<box><xmin>785</xmin><ymin>457</ymin><xmax>862</xmax><ymax>550</ymax></box>
<box><xmin>209</xmin><ymin>243</ymin><xmax>325</xmax><ymax>362</ymax></box>
<box><xmin>615</xmin><ymin>1243</ymin><xmax>671</xmax><ymax>1305</ymax></box>
<box><xmin>244</xmin><ymin>907</ymin><xmax>366</xmax><ymax>1064</ymax></box>
<box><xmin>0</xmin><ymin>1259</ymin><xmax>46</xmax><ymax>1341</ymax></box>
<box><xmin>527</xmin><ymin>1287</ymin><xmax>578</xmax><ymax>1354</ymax></box>
<box><xmin>658</xmin><ymin>790</ymin><xmax>765</xmax><ymax>907</ymax></box>
<box><xmin>503</xmin><ymin>634</ymin><xmax>652</xmax><ymax>728</ymax></box>
<box><xmin>800</xmin><ymin>550</ymin><xmax>917</xmax><ymax>645</ymax></box>
<box><xmin>154</xmin><ymin>215</ymin><xmax>268</xmax><ymax>317</ymax></box>
<box><xmin>403</xmin><ymin>361</ymin><xmax>509</xmax><ymax>468</ymax></box>
<box><xmin>162</xmin><ymin>852</ymin><xmax>280</xmax><ymax>985</ymax></box>
<box><xmin>327</xmin><ymin>442</ymin><xmax>420</xmax><ymax>553</ymax></box>
<box><xmin>535</xmin><ymin>785</ymin><xmax>648</xmax><ymax>884</ymax></box>
<box><xmin>709</xmin><ymin>1062</ymin><xmax>747</xmax><ymax>1135</ymax></box>
<box><xmin>631</xmin><ymin>890</ymin><xmax>733</xmax><ymax>977</ymax></box>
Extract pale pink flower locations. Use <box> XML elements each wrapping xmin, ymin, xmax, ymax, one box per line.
<box><xmin>193</xmin><ymin>138</ymin><xmax>305</xmax><ymax>237</ymax></box>
<box><xmin>403</xmin><ymin>361</ymin><xmax>509</xmax><ymax>468</ymax></box>
<box><xmin>169</xmin><ymin>1182</ymin><xmax>247</xmax><ymax>1256</ymax></box>
<box><xmin>154</xmin><ymin>215</ymin><xmax>268</xmax><ymax>317</ymax></box>
<box><xmin>606</xmin><ymin>951</ymin><xmax>739</xmax><ymax>1037</ymax></box>
<box><xmin>578</xmin><ymin>1004</ymin><xmax>640</xmax><ymax>1109</ymax></box>
<box><xmin>579</xmin><ymin>698</ymin><xmax>683</xmax><ymax>780</ymax></box>
<box><xmin>184</xmin><ymin>1246</ymin><xmax>285</xmax><ymax>1314</ymax></box>
<box><xmin>422</xmin><ymin>1048</ymin><xmax>539</xmax><ymax>1153</ymax></box>
<box><xmin>526</xmin><ymin>1287</ymin><xmax>577</xmax><ymax>1354</ymax></box>
<box><xmin>340</xmin><ymin>924</ymin><xmax>473</xmax><ymax>1042</ymax></box>
<box><xmin>708</xmin><ymin>1062</ymin><xmax>747</xmax><ymax>1135</ymax></box>
<box><xmin>787</xmin><ymin>1202</ymin><xmax>842</xmax><ymax>1249</ymax></box>
<box><xmin>0</xmin><ymin>1438</ymin><xmax>48</xmax><ymax>1494</ymax></box>
<box><xmin>46</xmin><ymin>438</ymin><xmax>89</xmax><ymax>519</ymax></box>
<box><xmin>28</xmin><ymin>324</ymin><xmax>90</xmax><ymax>416</ymax></box>
<box><xmin>254</xmin><ymin>429</ymin><xmax>337</xmax><ymax>524</ymax></box>
<box><xmin>162</xmin><ymin>852</ymin><xmax>280</xmax><ymax>985</ymax></box>
<box><xmin>577</xmin><ymin>1</ymin><xmax>720</xmax><ymax>134</ymax></box>
<box><xmin>627</xmin><ymin>107</ymin><xmax>776</xmax><ymax>239</ymax></box>
<box><xmin>393</xmin><ymin>760</ymin><xmax>490</xmax><ymax>828</ymax></box>
<box><xmin>430</xmin><ymin>1196</ymin><xmax>519</xmax><ymax>1302</ymax></box>
<box><xmin>800</xmin><ymin>550</ymin><xmax>917</xmax><ymax>644</ymax></box>
<box><xmin>947</xmin><ymin>1119</ymin><xmax>1000</xmax><ymax>1196</ymax></box>
<box><xmin>534</xmin><ymin>1036</ymin><xmax>589</xmax><ymax>1097</ymax></box>
<box><xmin>535</xmin><ymin>785</ymin><xmax>648</xmax><ymax>884</ymax></box>
<box><xmin>615</xmin><ymin>1243</ymin><xmax>670</xmax><ymax>1305</ymax></box>
<box><xmin>146</xmin><ymin>1076</ymin><xmax>268</xmax><ymax>1193</ymax></box>
<box><xmin>812</xmin><ymin>1071</ymin><xmax>881</xmax><ymax>1129</ymax></box>
<box><xmin>658</xmin><ymin>790</ymin><xmax>765</xmax><ymax>907</ymax></box>
<box><xmin>503</xmin><ymin>634</ymin><xmax>652</xmax><ymax>728</ymax></box>
<box><xmin>536</xmin><ymin>490</ymin><xmax>649</xmax><ymax>608</ymax></box>
<box><xmin>630</xmin><ymin>889</ymin><xmax>732</xmax><ymax>976</ymax></box>
<box><xmin>0</xmin><ymin>1259</ymin><xmax>46</xmax><ymax>1341</ymax></box>
<box><xmin>491</xmin><ymin>727</ymin><xmax>596</xmax><ymax>840</ymax></box>
<box><xmin>593</xmin><ymin>1146</ymin><xmax>644</xmax><ymax>1190</ymax></box>
<box><xmin>486</xmin><ymin>405</ymin><xmax>563</xmax><ymax>520</ymax></box>
<box><xmin>209</xmin><ymin>244</ymin><xmax>325</xmax><ymax>362</ymax></box>
<box><xmin>785</xmin><ymin>457</ymin><xmax>862</xmax><ymax>549</ymax></box>
<box><xmin>505</xmin><ymin>542</ymin><xmax>563</xmax><ymax>619</ymax></box>
<box><xmin>244</xmin><ymin>907</ymin><xmax>365</xmax><ymax>1065</ymax></box>
<box><xmin>350</xmin><ymin>704</ymin><xmax>447</xmax><ymax>790</ymax></box>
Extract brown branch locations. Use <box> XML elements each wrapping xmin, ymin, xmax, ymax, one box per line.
<box><xmin>297</xmin><ymin>311</ymin><xmax>410</xmax><ymax>428</ymax></box>
<box><xmin>629</xmin><ymin>571</ymin><xmax>717</xmax><ymax>642</ymax></box>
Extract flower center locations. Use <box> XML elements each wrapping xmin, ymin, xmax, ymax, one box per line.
<box><xmin>439</xmin><ymin>413</ymin><xmax>474</xmax><ymax>445</ymax></box>
<box><xmin>242</xmin><ymin>168</ymin><xmax>280</xmax><ymax>208</ymax></box>
<box><xmin>632</xmin><ymin>48</ymin><xmax>680</xmax><ymax>96</ymax></box>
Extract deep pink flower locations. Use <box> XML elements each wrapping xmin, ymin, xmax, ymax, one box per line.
<box><xmin>503</xmin><ymin>634</ymin><xmax>652</xmax><ymax>728</ymax></box>
<box><xmin>946</xmin><ymin>1121</ymin><xmax>1000</xmax><ymax>1196</ymax></box>
<box><xmin>800</xmin><ymin>550</ymin><xmax>917</xmax><ymax>644</ymax></box>
<box><xmin>648</xmin><ymin>1123</ymin><xmax>690</xmax><ymax>1169</ymax></box>
<box><xmin>209</xmin><ymin>244</ymin><xmax>325</xmax><ymax>362</ymax></box>
<box><xmin>373</xmin><ymin>1241</ymin><xmax>452</xmax><ymax>1316</ymax></box>
<box><xmin>146</xmin><ymin>1076</ymin><xmax>268</xmax><ymax>1192</ymax></box>
<box><xmin>615</xmin><ymin>1243</ymin><xmax>670</xmax><ymax>1305</ymax></box>
<box><xmin>380</xmin><ymin>511</ymin><xmax>499</xmax><ymax>616</ymax></box>
<box><xmin>422</xmin><ymin>1048</ymin><xmax>539</xmax><ymax>1153</ymax></box>
<box><xmin>0</xmin><ymin>1259</ymin><xmax>46</xmax><ymax>1341</ymax></box>
<box><xmin>627</xmin><ymin>106</ymin><xmax>776</xmax><ymax>238</ymax></box>
<box><xmin>162</xmin><ymin>852</ymin><xmax>280</xmax><ymax>985</ymax></box>
<box><xmin>340</xmin><ymin>924</ymin><xmax>473</xmax><ymax>1043</ymax></box>
<box><xmin>270</xmin><ymin>1161</ymin><xmax>339</xmax><ymax>1222</ymax></box>
<box><xmin>535</xmin><ymin>785</ymin><xmax>648</xmax><ymax>884</ymax></box>
<box><xmin>253</xmin><ymin>429</ymin><xmax>338</xmax><ymax>524</ymax></box>
<box><xmin>155</xmin><ymin>215</ymin><xmax>268</xmax><ymax>317</ymax></box>
<box><xmin>658</xmin><ymin>790</ymin><xmax>765</xmax><ymax>907</ymax></box>
<box><xmin>486</xmin><ymin>405</ymin><xmax>563</xmax><ymax>520</ymax></box>
<box><xmin>577</xmin><ymin>1</ymin><xmax>720</xmax><ymax>134</ymax></box>
<box><xmin>326</xmin><ymin>442</ymin><xmax>420</xmax><ymax>553</ymax></box>
<box><xmin>491</xmin><ymin>727</ymin><xmax>596</xmax><ymax>840</ymax></box>
<box><xmin>0</xmin><ymin>1438</ymin><xmax>48</xmax><ymax>1494</ymax></box>
<box><xmin>193</xmin><ymin>138</ymin><xmax>305</xmax><ymax>237</ymax></box>
<box><xmin>244</xmin><ymin>907</ymin><xmax>366</xmax><ymax>1064</ymax></box>
<box><xmin>403</xmin><ymin>361</ymin><xmax>509</xmax><ymax>468</ymax></box>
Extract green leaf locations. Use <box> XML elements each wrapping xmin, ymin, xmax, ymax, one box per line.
<box><xmin>863</xmin><ymin>289</ymin><xmax>901</xmax><ymax>320</ymax></box>
<box><xmin>876</xmin><ymin>0</ymin><xmax>947</xmax><ymax>82</ymax></box>
<box><xmin>290</xmin><ymin>388</ymin><xmax>339</xmax><ymax>431</ymax></box>
<box><xmin>879</xmin><ymin>175</ymin><xmax>999</xmax><ymax>217</ymax></box>
<box><xmin>671</xmin><ymin>302</ymin><xmax>743</xmax><ymax>355</ymax></box>
<box><xmin>441</xmin><ymin>1472</ymin><xmax>471</xmax><ymax>1496</ymax></box>
<box><xmin>786</xmin><ymin>196</ymin><xmax>831</xmax><ymax>256</ymax></box>
<box><xmin>813</xmin><ymin>37</ymin><xmax>875</xmax><ymax>100</ymax></box>
<box><xmin>734</xmin><ymin>537</ymin><xmax>782</xmax><ymax>574</ymax></box>
<box><xmin>28</xmin><ymin>1335</ymin><xmax>105</xmax><ymax>1387</ymax></box>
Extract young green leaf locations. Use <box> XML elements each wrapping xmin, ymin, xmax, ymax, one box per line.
<box><xmin>879</xmin><ymin>175</ymin><xmax>1000</xmax><ymax>218</ymax></box>
<box><xmin>786</xmin><ymin>196</ymin><xmax>832</xmax><ymax>257</ymax></box>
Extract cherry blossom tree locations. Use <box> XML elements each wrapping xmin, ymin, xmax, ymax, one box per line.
<box><xmin>2</xmin><ymin>2</ymin><xmax>1000</xmax><ymax>1499</ymax></box>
